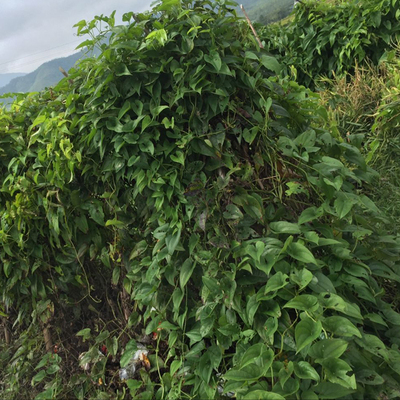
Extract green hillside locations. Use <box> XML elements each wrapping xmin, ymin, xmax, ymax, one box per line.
<box><xmin>239</xmin><ymin>0</ymin><xmax>295</xmax><ymax>24</ymax></box>
<box><xmin>0</xmin><ymin>73</ymin><xmax>26</xmax><ymax>88</ymax></box>
<box><xmin>0</xmin><ymin>52</ymin><xmax>83</xmax><ymax>96</ymax></box>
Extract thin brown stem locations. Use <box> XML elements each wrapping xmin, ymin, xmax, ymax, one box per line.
<box><xmin>59</xmin><ymin>67</ymin><xmax>73</xmax><ymax>84</ymax></box>
<box><xmin>4</xmin><ymin>324</ymin><xmax>11</xmax><ymax>345</ymax></box>
<box><xmin>121</xmin><ymin>287</ymin><xmax>131</xmax><ymax>322</ymax></box>
<box><xmin>240</xmin><ymin>4</ymin><xmax>264</xmax><ymax>49</ymax></box>
<box><xmin>43</xmin><ymin>326</ymin><xmax>53</xmax><ymax>353</ymax></box>
<box><xmin>2</xmin><ymin>304</ymin><xmax>11</xmax><ymax>345</ymax></box>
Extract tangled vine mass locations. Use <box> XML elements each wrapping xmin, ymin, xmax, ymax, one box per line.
<box><xmin>1</xmin><ymin>0</ymin><xmax>400</xmax><ymax>399</ymax></box>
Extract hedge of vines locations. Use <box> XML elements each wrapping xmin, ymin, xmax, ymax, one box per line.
<box><xmin>262</xmin><ymin>0</ymin><xmax>400</xmax><ymax>88</ymax></box>
<box><xmin>1</xmin><ymin>0</ymin><xmax>400</xmax><ymax>399</ymax></box>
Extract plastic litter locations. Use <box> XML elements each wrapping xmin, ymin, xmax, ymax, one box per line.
<box><xmin>217</xmin><ymin>385</ymin><xmax>235</xmax><ymax>398</ymax></box>
<box><xmin>216</xmin><ymin>373</ymin><xmax>235</xmax><ymax>398</ymax></box>
<box><xmin>119</xmin><ymin>363</ymin><xmax>136</xmax><ymax>380</ymax></box>
<box><xmin>78</xmin><ymin>353</ymin><xmax>91</xmax><ymax>371</ymax></box>
<box><xmin>78</xmin><ymin>348</ymin><xmax>108</xmax><ymax>373</ymax></box>
<box><xmin>118</xmin><ymin>344</ymin><xmax>150</xmax><ymax>380</ymax></box>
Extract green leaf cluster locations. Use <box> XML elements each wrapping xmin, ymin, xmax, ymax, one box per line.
<box><xmin>0</xmin><ymin>0</ymin><xmax>400</xmax><ymax>399</ymax></box>
<box><xmin>262</xmin><ymin>0</ymin><xmax>400</xmax><ymax>88</ymax></box>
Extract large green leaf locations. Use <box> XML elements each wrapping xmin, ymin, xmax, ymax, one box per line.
<box><xmin>309</xmin><ymin>339</ymin><xmax>348</xmax><ymax>359</ymax></box>
<box><xmin>356</xmin><ymin>369</ymin><xmax>384</xmax><ymax>385</ymax></box>
<box><xmin>272</xmin><ymin>377</ymin><xmax>300</xmax><ymax>397</ymax></box>
<box><xmin>318</xmin><ymin>358</ymin><xmax>357</xmax><ymax>389</ymax></box>
<box><xmin>278</xmin><ymin>361</ymin><xmax>294</xmax><ymax>388</ymax></box>
<box><xmin>295</xmin><ymin>316</ymin><xmax>322</xmax><ymax>353</ymax></box>
<box><xmin>320</xmin><ymin>293</ymin><xmax>363</xmax><ymax>319</ymax></box>
<box><xmin>88</xmin><ymin>203</ymin><xmax>105</xmax><ymax>226</ymax></box>
<box><xmin>260</xmin><ymin>55</ymin><xmax>282</xmax><ymax>74</ymax></box>
<box><xmin>198</xmin><ymin>352</ymin><xmax>213</xmax><ymax>384</ymax></box>
<box><xmin>308</xmin><ymin>272</ymin><xmax>336</xmax><ymax>294</ymax></box>
<box><xmin>293</xmin><ymin>361</ymin><xmax>320</xmax><ymax>382</ymax></box>
<box><xmin>246</xmin><ymin>294</ymin><xmax>260</xmax><ymax>326</ymax></box>
<box><xmin>356</xmin><ymin>334</ymin><xmax>388</xmax><ymax>360</ymax></box>
<box><xmin>106</xmin><ymin>117</ymin><xmax>124</xmax><ymax>132</ymax></box>
<box><xmin>166</xmin><ymin>228</ymin><xmax>181</xmax><ymax>255</ymax></box>
<box><xmin>290</xmin><ymin>268</ymin><xmax>313</xmax><ymax>290</ymax></box>
<box><xmin>34</xmin><ymin>388</ymin><xmax>55</xmax><ymax>400</ymax></box>
<box><xmin>270</xmin><ymin>221</ymin><xmax>301</xmax><ymax>234</ymax></box>
<box><xmin>323</xmin><ymin>316</ymin><xmax>361</xmax><ymax>338</ymax></box>
<box><xmin>204</xmin><ymin>50</ymin><xmax>222</xmax><ymax>72</ymax></box>
<box><xmin>224</xmin><ymin>364</ymin><xmax>263</xmax><ymax>382</ymax></box>
<box><xmin>32</xmin><ymin>370</ymin><xmax>47</xmax><ymax>384</ymax></box>
<box><xmin>241</xmin><ymin>343</ymin><xmax>274</xmax><ymax>370</ymax></box>
<box><xmin>334</xmin><ymin>193</ymin><xmax>356</xmax><ymax>219</ymax></box>
<box><xmin>264</xmin><ymin>272</ymin><xmax>289</xmax><ymax>294</ymax></box>
<box><xmin>287</xmin><ymin>242</ymin><xmax>318</xmax><ymax>265</ymax></box>
<box><xmin>179</xmin><ymin>258</ymin><xmax>195</xmax><ymax>289</ymax></box>
<box><xmin>313</xmin><ymin>382</ymin><xmax>355</xmax><ymax>399</ymax></box>
<box><xmin>223</xmin><ymin>204</ymin><xmax>244</xmax><ymax>220</ymax></box>
<box><xmin>298</xmin><ymin>207</ymin><xmax>323</xmax><ymax>224</ymax></box>
<box><xmin>243</xmin><ymin>391</ymin><xmax>284</xmax><ymax>400</ymax></box>
<box><xmin>284</xmin><ymin>295</ymin><xmax>319</xmax><ymax>312</ymax></box>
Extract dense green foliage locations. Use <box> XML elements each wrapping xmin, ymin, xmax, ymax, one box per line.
<box><xmin>262</xmin><ymin>0</ymin><xmax>400</xmax><ymax>87</ymax></box>
<box><xmin>1</xmin><ymin>0</ymin><xmax>400</xmax><ymax>399</ymax></box>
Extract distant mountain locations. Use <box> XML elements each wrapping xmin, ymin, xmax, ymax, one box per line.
<box><xmin>0</xmin><ymin>52</ymin><xmax>84</xmax><ymax>97</ymax></box>
<box><xmin>239</xmin><ymin>0</ymin><xmax>295</xmax><ymax>25</ymax></box>
<box><xmin>0</xmin><ymin>73</ymin><xmax>26</xmax><ymax>88</ymax></box>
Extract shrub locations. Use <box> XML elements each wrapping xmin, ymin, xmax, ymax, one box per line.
<box><xmin>1</xmin><ymin>1</ymin><xmax>400</xmax><ymax>399</ymax></box>
<box><xmin>262</xmin><ymin>0</ymin><xmax>400</xmax><ymax>88</ymax></box>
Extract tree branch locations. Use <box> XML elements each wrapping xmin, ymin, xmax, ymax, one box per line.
<box><xmin>240</xmin><ymin>4</ymin><xmax>264</xmax><ymax>49</ymax></box>
<box><xmin>59</xmin><ymin>67</ymin><xmax>73</xmax><ymax>84</ymax></box>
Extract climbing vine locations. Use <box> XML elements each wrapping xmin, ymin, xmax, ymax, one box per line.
<box><xmin>1</xmin><ymin>1</ymin><xmax>400</xmax><ymax>399</ymax></box>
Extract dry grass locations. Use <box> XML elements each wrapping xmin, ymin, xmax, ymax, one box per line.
<box><xmin>319</xmin><ymin>62</ymin><xmax>388</xmax><ymax>139</ymax></box>
<box><xmin>318</xmin><ymin>57</ymin><xmax>400</xmax><ymax>233</ymax></box>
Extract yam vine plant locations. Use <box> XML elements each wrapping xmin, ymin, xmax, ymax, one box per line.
<box><xmin>1</xmin><ymin>0</ymin><xmax>400</xmax><ymax>399</ymax></box>
<box><xmin>261</xmin><ymin>0</ymin><xmax>400</xmax><ymax>88</ymax></box>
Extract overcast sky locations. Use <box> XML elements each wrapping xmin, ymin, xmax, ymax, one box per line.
<box><xmin>0</xmin><ymin>0</ymin><xmax>153</xmax><ymax>74</ymax></box>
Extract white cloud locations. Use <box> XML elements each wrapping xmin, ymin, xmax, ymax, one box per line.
<box><xmin>0</xmin><ymin>0</ymin><xmax>153</xmax><ymax>73</ymax></box>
